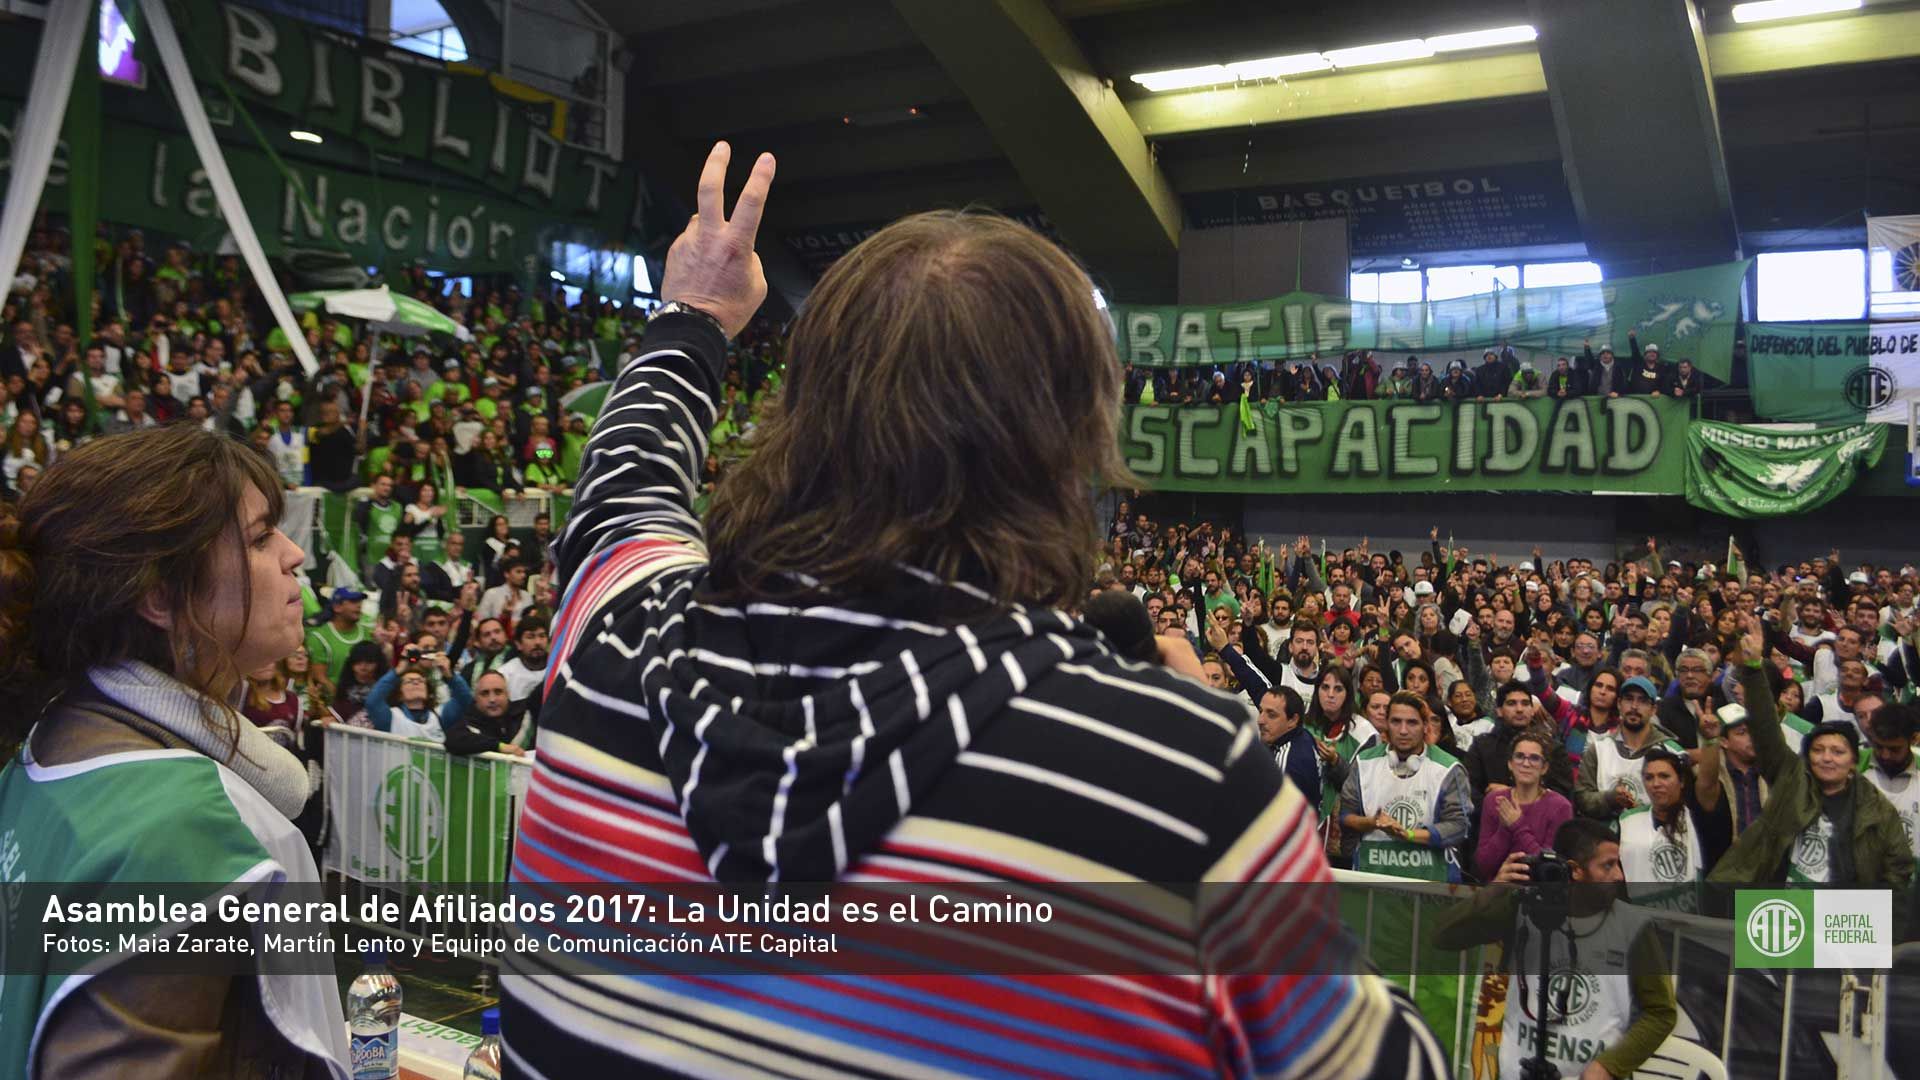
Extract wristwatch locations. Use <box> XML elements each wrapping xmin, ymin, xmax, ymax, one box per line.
<box><xmin>653</xmin><ymin>301</ymin><xmax>728</xmax><ymax>340</ymax></box>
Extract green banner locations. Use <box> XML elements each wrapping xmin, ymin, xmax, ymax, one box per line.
<box><xmin>0</xmin><ymin>101</ymin><xmax>561</xmax><ymax>274</ymax></box>
<box><xmin>1122</xmin><ymin>397</ymin><xmax>1686</xmax><ymax>495</ymax></box>
<box><xmin>1114</xmin><ymin>260</ymin><xmax>1751</xmax><ymax>381</ymax></box>
<box><xmin>1746</xmin><ymin>320</ymin><xmax>1920</xmax><ymax>424</ymax></box>
<box><xmin>1684</xmin><ymin>420</ymin><xmax>1886</xmax><ymax>518</ymax></box>
<box><xmin>178</xmin><ymin>0</ymin><xmax>639</xmax><ymax>230</ymax></box>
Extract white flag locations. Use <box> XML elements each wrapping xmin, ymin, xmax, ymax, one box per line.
<box><xmin>1869</xmin><ymin>216</ymin><xmax>1920</xmax><ymax>292</ymax></box>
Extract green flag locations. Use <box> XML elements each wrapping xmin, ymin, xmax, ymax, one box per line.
<box><xmin>1685</xmin><ymin>420</ymin><xmax>1886</xmax><ymax>518</ymax></box>
<box><xmin>1726</xmin><ymin>536</ymin><xmax>1744</xmax><ymax>581</ymax></box>
<box><xmin>1746</xmin><ymin>320</ymin><xmax>1920</xmax><ymax>423</ymax></box>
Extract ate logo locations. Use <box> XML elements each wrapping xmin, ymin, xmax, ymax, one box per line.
<box><xmin>1526</xmin><ymin>969</ymin><xmax>1601</xmax><ymax>1026</ymax></box>
<box><xmin>1795</xmin><ymin>831</ymin><xmax>1829</xmax><ymax>872</ymax></box>
<box><xmin>1652</xmin><ymin>842</ymin><xmax>1690</xmax><ymax>881</ymax></box>
<box><xmin>1384</xmin><ymin>798</ymin><xmax>1424</xmax><ymax>831</ymax></box>
<box><xmin>1843</xmin><ymin>366</ymin><xmax>1896</xmax><ymax>412</ymax></box>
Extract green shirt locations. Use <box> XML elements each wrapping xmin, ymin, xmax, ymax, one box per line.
<box><xmin>306</xmin><ymin>620</ymin><xmax>369</xmax><ymax>684</ymax></box>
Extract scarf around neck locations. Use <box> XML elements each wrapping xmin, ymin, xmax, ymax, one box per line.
<box><xmin>88</xmin><ymin>660</ymin><xmax>311</xmax><ymax>819</ymax></box>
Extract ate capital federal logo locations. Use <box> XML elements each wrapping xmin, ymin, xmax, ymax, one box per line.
<box><xmin>1735</xmin><ymin>890</ymin><xmax>1890</xmax><ymax>969</ymax></box>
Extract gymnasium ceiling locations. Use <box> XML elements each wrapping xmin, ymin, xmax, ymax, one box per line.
<box><xmin>577</xmin><ymin>0</ymin><xmax>1920</xmax><ymax>301</ymax></box>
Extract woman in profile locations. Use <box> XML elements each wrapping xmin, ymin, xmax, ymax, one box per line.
<box><xmin>0</xmin><ymin>424</ymin><xmax>348</xmax><ymax>1078</ymax></box>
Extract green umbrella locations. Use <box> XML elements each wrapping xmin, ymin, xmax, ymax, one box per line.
<box><xmin>288</xmin><ymin>286</ymin><xmax>472</xmax><ymax>342</ymax></box>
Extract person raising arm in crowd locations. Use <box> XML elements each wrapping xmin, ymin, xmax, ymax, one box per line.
<box><xmin>497</xmin><ymin>142</ymin><xmax>1447</xmax><ymax>1078</ymax></box>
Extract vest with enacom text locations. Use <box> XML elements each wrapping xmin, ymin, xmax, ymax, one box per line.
<box><xmin>1352</xmin><ymin>743</ymin><xmax>1462</xmax><ymax>882</ymax></box>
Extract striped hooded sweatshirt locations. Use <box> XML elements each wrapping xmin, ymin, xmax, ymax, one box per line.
<box><xmin>500</xmin><ymin>313</ymin><xmax>1448</xmax><ymax>1079</ymax></box>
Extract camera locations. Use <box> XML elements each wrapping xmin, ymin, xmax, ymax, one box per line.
<box><xmin>1519</xmin><ymin>850</ymin><xmax>1568</xmax><ymax>885</ymax></box>
<box><xmin>404</xmin><ymin>646</ymin><xmax>423</xmax><ymax>662</ymax></box>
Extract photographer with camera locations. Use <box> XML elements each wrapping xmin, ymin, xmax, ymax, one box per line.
<box><xmin>1437</xmin><ymin>819</ymin><xmax>1677</xmax><ymax>1079</ymax></box>
<box><xmin>364</xmin><ymin>643</ymin><xmax>471</xmax><ymax>742</ymax></box>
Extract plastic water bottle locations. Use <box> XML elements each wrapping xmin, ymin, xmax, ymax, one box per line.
<box><xmin>347</xmin><ymin>942</ymin><xmax>402</xmax><ymax>1079</ymax></box>
<box><xmin>462</xmin><ymin>1007</ymin><xmax>502</xmax><ymax>1079</ymax></box>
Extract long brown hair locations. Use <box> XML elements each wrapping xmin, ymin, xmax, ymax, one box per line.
<box><xmin>706</xmin><ymin>210</ymin><xmax>1130</xmax><ymax>612</ymax></box>
<box><xmin>0</xmin><ymin>424</ymin><xmax>284</xmax><ymax>757</ymax></box>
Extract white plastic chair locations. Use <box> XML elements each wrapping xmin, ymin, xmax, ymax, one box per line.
<box><xmin>1632</xmin><ymin>1035</ymin><xmax>1727</xmax><ymax>1080</ymax></box>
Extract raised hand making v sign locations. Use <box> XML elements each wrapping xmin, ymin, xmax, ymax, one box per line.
<box><xmin>661</xmin><ymin>141</ymin><xmax>779</xmax><ymax>340</ymax></box>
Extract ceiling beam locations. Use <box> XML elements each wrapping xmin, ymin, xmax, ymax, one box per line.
<box><xmin>891</xmin><ymin>0</ymin><xmax>1182</xmax><ymax>298</ymax></box>
<box><xmin>1112</xmin><ymin>10</ymin><xmax>1920</xmax><ymax>141</ymax></box>
<box><xmin>1530</xmin><ymin>0</ymin><xmax>1737</xmax><ymax>273</ymax></box>
<box><xmin>1707</xmin><ymin>6</ymin><xmax>1920</xmax><ymax>78</ymax></box>
<box><xmin>1128</xmin><ymin>51</ymin><xmax>1546</xmax><ymax>138</ymax></box>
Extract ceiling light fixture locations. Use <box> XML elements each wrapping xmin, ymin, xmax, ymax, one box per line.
<box><xmin>1322</xmin><ymin>38</ymin><xmax>1434</xmax><ymax>68</ymax></box>
<box><xmin>1128</xmin><ymin>23</ymin><xmax>1537</xmax><ymax>94</ymax></box>
<box><xmin>1730</xmin><ymin>0</ymin><xmax>1861</xmax><ymax>23</ymax></box>
<box><xmin>289</xmin><ymin>130</ymin><xmax>323</xmax><ymax>143</ymax></box>
<box><xmin>1225</xmin><ymin>52</ymin><xmax>1332</xmax><ymax>79</ymax></box>
<box><xmin>1426</xmin><ymin>25</ymin><xmax>1538</xmax><ymax>52</ymax></box>
<box><xmin>1129</xmin><ymin>64</ymin><xmax>1233</xmax><ymax>93</ymax></box>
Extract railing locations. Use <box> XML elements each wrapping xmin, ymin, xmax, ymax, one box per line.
<box><xmin>1331</xmin><ymin>867</ymin><xmax>1896</xmax><ymax>1080</ymax></box>
<box><xmin>313</xmin><ymin>737</ymin><xmax>1893</xmax><ymax>1078</ymax></box>
<box><xmin>322</xmin><ymin>723</ymin><xmax>531</xmax><ymax>887</ymax></box>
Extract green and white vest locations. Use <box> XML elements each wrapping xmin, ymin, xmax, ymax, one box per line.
<box><xmin>1865</xmin><ymin>763</ymin><xmax>1920</xmax><ymax>863</ymax></box>
<box><xmin>0</xmin><ymin>742</ymin><xmax>348</xmax><ymax>1077</ymax></box>
<box><xmin>1352</xmin><ymin>744</ymin><xmax>1462</xmax><ymax>882</ymax></box>
<box><xmin>1500</xmin><ymin>901</ymin><xmax>1648</xmax><ymax>1080</ymax></box>
<box><xmin>1618</xmin><ymin>805</ymin><xmax>1702</xmax><ymax>913</ymax></box>
<box><xmin>1587</xmin><ymin>732</ymin><xmax>1681</xmax><ymax>809</ymax></box>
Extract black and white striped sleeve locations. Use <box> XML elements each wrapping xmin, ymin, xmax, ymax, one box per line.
<box><xmin>551</xmin><ymin>314</ymin><xmax>727</xmax><ymax>592</ymax></box>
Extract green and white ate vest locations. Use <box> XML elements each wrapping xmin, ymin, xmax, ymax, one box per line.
<box><xmin>1352</xmin><ymin>744</ymin><xmax>1463</xmax><ymax>882</ymax></box>
<box><xmin>1865</xmin><ymin>763</ymin><xmax>1920</xmax><ymax>863</ymax></box>
<box><xmin>1500</xmin><ymin>901</ymin><xmax>1649</xmax><ymax>1080</ymax></box>
<box><xmin>1587</xmin><ymin>732</ymin><xmax>1682</xmax><ymax>809</ymax></box>
<box><xmin>0</xmin><ymin>743</ymin><xmax>349</xmax><ymax>1077</ymax></box>
<box><xmin>1618</xmin><ymin>805</ymin><xmax>1702</xmax><ymax>913</ymax></box>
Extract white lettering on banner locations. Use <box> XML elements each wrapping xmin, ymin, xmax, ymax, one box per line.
<box><xmin>224</xmin><ymin>5</ymin><xmax>281</xmax><ymax>97</ymax></box>
<box><xmin>1125</xmin><ymin>411</ymin><xmax>1166</xmax><ymax>475</ymax></box>
<box><xmin>583</xmin><ymin>159</ymin><xmax>617</xmax><ymax>213</ymax></box>
<box><xmin>521</xmin><ymin>127</ymin><xmax>560</xmax><ymax>200</ymax></box>
<box><xmin>1219</xmin><ymin>307</ymin><xmax>1272</xmax><ymax>364</ymax></box>
<box><xmin>338</xmin><ymin>198</ymin><xmax>368</xmax><ymax>244</ymax></box>
<box><xmin>1176</xmin><ymin>409</ymin><xmax>1221</xmax><ymax>477</ymax></box>
<box><xmin>488</xmin><ymin>220</ymin><xmax>515</xmax><ymax>261</ymax></box>
<box><xmin>149</xmin><ymin>139</ymin><xmax>167</xmax><ymax>208</ymax></box>
<box><xmin>431</xmin><ymin>76</ymin><xmax>470</xmax><ymax>160</ymax></box>
<box><xmin>426</xmin><ymin>196</ymin><xmax>441</xmax><ymax>252</ymax></box>
<box><xmin>488</xmin><ymin>102</ymin><xmax>511</xmax><ymax>177</ymax></box>
<box><xmin>383</xmin><ymin>204</ymin><xmax>412</xmax><ymax>250</ymax></box>
<box><xmin>1697</xmin><ymin>424</ymin><xmax>1872</xmax><ymax>452</ymax></box>
<box><xmin>360</xmin><ymin>58</ymin><xmax>406</xmax><ymax>139</ymax></box>
<box><xmin>185</xmin><ymin>169</ymin><xmax>219</xmax><ymax>220</ymax></box>
<box><xmin>1173</xmin><ymin>313</ymin><xmax>1210</xmax><ymax>366</ymax></box>
<box><xmin>310</xmin><ymin>39</ymin><xmax>335</xmax><ymax>109</ymax></box>
<box><xmin>1127</xmin><ymin>313</ymin><xmax>1165</xmax><ymax>366</ymax></box>
<box><xmin>447</xmin><ymin>213</ymin><xmax>474</xmax><ymax>259</ymax></box>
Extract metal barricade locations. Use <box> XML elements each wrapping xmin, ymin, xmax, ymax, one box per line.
<box><xmin>1331</xmin><ymin>868</ymin><xmax>1895</xmax><ymax>1080</ymax></box>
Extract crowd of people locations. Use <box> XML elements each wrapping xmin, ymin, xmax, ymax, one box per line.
<box><xmin>0</xmin><ymin>218</ymin><xmax>787</xmax><ymax>838</ymax></box>
<box><xmin>0</xmin><ymin>222</ymin><xmax>784</xmax><ymax>509</ymax></box>
<box><xmin>1123</xmin><ymin>333</ymin><xmax>1712</xmax><ymax>407</ymax></box>
<box><xmin>1093</xmin><ymin>509</ymin><xmax>1920</xmax><ymax>899</ymax></box>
